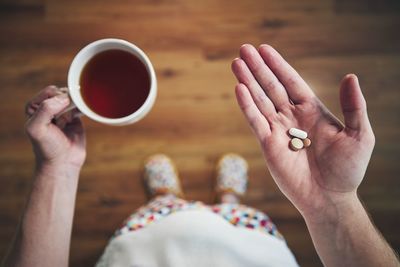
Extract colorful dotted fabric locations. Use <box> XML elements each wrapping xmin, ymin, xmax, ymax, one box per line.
<box><xmin>210</xmin><ymin>203</ymin><xmax>283</xmax><ymax>239</ymax></box>
<box><xmin>114</xmin><ymin>195</ymin><xmax>283</xmax><ymax>240</ymax></box>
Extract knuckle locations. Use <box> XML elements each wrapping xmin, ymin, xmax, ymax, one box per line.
<box><xmin>279</xmin><ymin>104</ymin><xmax>294</xmax><ymax>115</ymax></box>
<box><xmin>286</xmin><ymin>77</ymin><xmax>297</xmax><ymax>87</ymax></box>
<box><xmin>267</xmin><ymin>114</ymin><xmax>278</xmax><ymax>125</ymax></box>
<box><xmin>253</xmin><ymin>91</ymin><xmax>267</xmax><ymax>104</ymax></box>
<box><xmin>40</xmin><ymin>99</ymin><xmax>54</xmax><ymax>113</ymax></box>
<box><xmin>248</xmin><ymin>116</ymin><xmax>259</xmax><ymax>129</ymax></box>
<box><xmin>46</xmin><ymin>84</ymin><xmax>58</xmax><ymax>89</ymax></box>
<box><xmin>253</xmin><ymin>64</ymin><xmax>264</xmax><ymax>77</ymax></box>
<box><xmin>264</xmin><ymin>80</ymin><xmax>278</xmax><ymax>92</ymax></box>
<box><xmin>239</xmin><ymin>101</ymin><xmax>252</xmax><ymax>111</ymax></box>
<box><xmin>44</xmin><ymin>85</ymin><xmax>58</xmax><ymax>94</ymax></box>
<box><xmin>25</xmin><ymin>121</ymin><xmax>44</xmax><ymax>140</ymax></box>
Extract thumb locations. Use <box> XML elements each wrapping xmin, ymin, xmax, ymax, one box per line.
<box><xmin>33</xmin><ymin>94</ymin><xmax>70</xmax><ymax>126</ymax></box>
<box><xmin>26</xmin><ymin>94</ymin><xmax>70</xmax><ymax>139</ymax></box>
<box><xmin>339</xmin><ymin>74</ymin><xmax>370</xmax><ymax>132</ymax></box>
<box><xmin>64</xmin><ymin>118</ymin><xmax>85</xmax><ymax>146</ymax></box>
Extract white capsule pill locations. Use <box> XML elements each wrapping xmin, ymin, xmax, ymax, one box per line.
<box><xmin>290</xmin><ymin>138</ymin><xmax>304</xmax><ymax>151</ymax></box>
<box><xmin>289</xmin><ymin>128</ymin><xmax>308</xmax><ymax>139</ymax></box>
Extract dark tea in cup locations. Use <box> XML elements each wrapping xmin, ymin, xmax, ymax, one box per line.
<box><xmin>67</xmin><ymin>39</ymin><xmax>157</xmax><ymax>126</ymax></box>
<box><xmin>80</xmin><ymin>49</ymin><xmax>150</xmax><ymax>119</ymax></box>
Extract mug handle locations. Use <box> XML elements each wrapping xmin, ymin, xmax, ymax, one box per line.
<box><xmin>55</xmin><ymin>87</ymin><xmax>82</xmax><ymax>120</ymax></box>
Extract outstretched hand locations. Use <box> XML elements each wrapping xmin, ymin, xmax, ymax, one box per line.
<box><xmin>232</xmin><ymin>44</ymin><xmax>375</xmax><ymax>220</ymax></box>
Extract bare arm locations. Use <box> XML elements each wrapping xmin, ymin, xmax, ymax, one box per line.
<box><xmin>2</xmin><ymin>86</ymin><xmax>86</xmax><ymax>267</ymax></box>
<box><xmin>231</xmin><ymin>44</ymin><xmax>399</xmax><ymax>266</ymax></box>
<box><xmin>305</xmin><ymin>194</ymin><xmax>399</xmax><ymax>266</ymax></box>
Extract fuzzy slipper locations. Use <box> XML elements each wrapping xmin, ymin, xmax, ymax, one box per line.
<box><xmin>143</xmin><ymin>154</ymin><xmax>184</xmax><ymax>198</ymax></box>
<box><xmin>215</xmin><ymin>153</ymin><xmax>249</xmax><ymax>197</ymax></box>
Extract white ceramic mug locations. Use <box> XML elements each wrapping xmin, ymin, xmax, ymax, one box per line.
<box><xmin>66</xmin><ymin>38</ymin><xmax>157</xmax><ymax>126</ymax></box>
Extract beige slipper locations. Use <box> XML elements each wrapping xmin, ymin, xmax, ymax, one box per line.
<box><xmin>143</xmin><ymin>154</ymin><xmax>184</xmax><ymax>198</ymax></box>
<box><xmin>215</xmin><ymin>153</ymin><xmax>249</xmax><ymax>197</ymax></box>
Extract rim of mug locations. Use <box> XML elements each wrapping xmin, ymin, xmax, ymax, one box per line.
<box><xmin>67</xmin><ymin>38</ymin><xmax>157</xmax><ymax>125</ymax></box>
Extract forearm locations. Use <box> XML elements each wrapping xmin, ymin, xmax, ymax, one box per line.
<box><xmin>304</xmin><ymin>193</ymin><xmax>399</xmax><ymax>267</ymax></box>
<box><xmin>3</xmin><ymin>165</ymin><xmax>80</xmax><ymax>267</ymax></box>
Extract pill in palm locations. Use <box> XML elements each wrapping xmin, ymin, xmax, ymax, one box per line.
<box><xmin>289</xmin><ymin>128</ymin><xmax>308</xmax><ymax>139</ymax></box>
<box><xmin>290</xmin><ymin>138</ymin><xmax>304</xmax><ymax>151</ymax></box>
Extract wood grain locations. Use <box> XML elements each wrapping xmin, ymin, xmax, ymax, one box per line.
<box><xmin>0</xmin><ymin>0</ymin><xmax>399</xmax><ymax>266</ymax></box>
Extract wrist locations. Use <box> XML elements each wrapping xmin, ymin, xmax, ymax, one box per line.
<box><xmin>302</xmin><ymin>191</ymin><xmax>362</xmax><ymax>225</ymax></box>
<box><xmin>35</xmin><ymin>161</ymin><xmax>82</xmax><ymax>181</ymax></box>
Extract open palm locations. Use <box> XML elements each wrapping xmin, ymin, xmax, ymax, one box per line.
<box><xmin>232</xmin><ymin>45</ymin><xmax>375</xmax><ymax>216</ymax></box>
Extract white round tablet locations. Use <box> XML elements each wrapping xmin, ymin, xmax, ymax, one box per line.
<box><xmin>290</xmin><ymin>138</ymin><xmax>304</xmax><ymax>151</ymax></box>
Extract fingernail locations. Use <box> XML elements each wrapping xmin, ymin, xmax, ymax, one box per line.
<box><xmin>59</xmin><ymin>87</ymin><xmax>69</xmax><ymax>93</ymax></box>
<box><xmin>55</xmin><ymin>94</ymin><xmax>68</xmax><ymax>103</ymax></box>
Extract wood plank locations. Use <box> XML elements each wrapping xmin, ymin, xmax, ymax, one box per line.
<box><xmin>0</xmin><ymin>0</ymin><xmax>399</xmax><ymax>266</ymax></box>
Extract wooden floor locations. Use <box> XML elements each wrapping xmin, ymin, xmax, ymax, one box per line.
<box><xmin>1</xmin><ymin>0</ymin><xmax>399</xmax><ymax>266</ymax></box>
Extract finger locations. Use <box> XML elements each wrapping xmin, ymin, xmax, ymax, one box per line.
<box><xmin>26</xmin><ymin>103</ymin><xmax>40</xmax><ymax>117</ymax></box>
<box><xmin>239</xmin><ymin>44</ymin><xmax>290</xmax><ymax>111</ymax></box>
<box><xmin>64</xmin><ymin>118</ymin><xmax>86</xmax><ymax>147</ymax></box>
<box><xmin>55</xmin><ymin>109</ymin><xmax>75</xmax><ymax>128</ymax></box>
<box><xmin>258</xmin><ymin>44</ymin><xmax>314</xmax><ymax>103</ymax></box>
<box><xmin>55</xmin><ymin>116</ymin><xmax>69</xmax><ymax>129</ymax></box>
<box><xmin>339</xmin><ymin>74</ymin><xmax>370</xmax><ymax>132</ymax></box>
<box><xmin>72</xmin><ymin>109</ymin><xmax>83</xmax><ymax>118</ymax></box>
<box><xmin>231</xmin><ymin>58</ymin><xmax>277</xmax><ymax>119</ymax></box>
<box><xmin>54</xmin><ymin>108</ymin><xmax>83</xmax><ymax>131</ymax></box>
<box><xmin>25</xmin><ymin>85</ymin><xmax>62</xmax><ymax>116</ymax></box>
<box><xmin>27</xmin><ymin>94</ymin><xmax>70</xmax><ymax>137</ymax></box>
<box><xmin>235</xmin><ymin>83</ymin><xmax>271</xmax><ymax>139</ymax></box>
